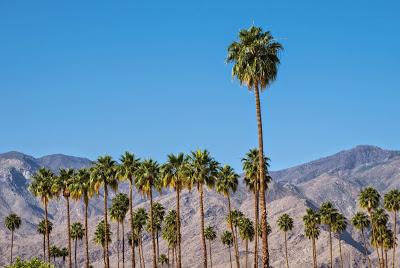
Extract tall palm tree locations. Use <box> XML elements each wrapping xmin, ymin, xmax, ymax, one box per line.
<box><xmin>60</xmin><ymin>247</ymin><xmax>69</xmax><ymax>266</ymax></box>
<box><xmin>332</xmin><ymin>213</ymin><xmax>347</xmax><ymax>268</ymax></box>
<box><xmin>29</xmin><ymin>167</ymin><xmax>56</xmax><ymax>262</ymax></box>
<box><xmin>52</xmin><ymin>168</ymin><xmax>75</xmax><ymax>268</ymax></box>
<box><xmin>372</xmin><ymin>208</ymin><xmax>389</xmax><ymax>268</ymax></box>
<box><xmin>227</xmin><ymin>26</ymin><xmax>283</xmax><ymax>268</ymax></box>
<box><xmin>117</xmin><ymin>151</ymin><xmax>141</xmax><ymax>268</ymax></box>
<box><xmin>110</xmin><ymin>193</ymin><xmax>130</xmax><ymax>268</ymax></box>
<box><xmin>162</xmin><ymin>210</ymin><xmax>178</xmax><ymax>267</ymax></box>
<box><xmin>204</xmin><ymin>225</ymin><xmax>217</xmax><ymax>268</ymax></box>
<box><xmin>384</xmin><ymin>189</ymin><xmax>400</xmax><ymax>268</ymax></box>
<box><xmin>277</xmin><ymin>214</ymin><xmax>293</xmax><ymax>268</ymax></box>
<box><xmin>135</xmin><ymin>159</ymin><xmax>161</xmax><ymax>268</ymax></box>
<box><xmin>351</xmin><ymin>211</ymin><xmax>372</xmax><ymax>268</ymax></box>
<box><xmin>238</xmin><ymin>217</ymin><xmax>255</xmax><ymax>268</ymax></box>
<box><xmin>383</xmin><ymin>228</ymin><xmax>394</xmax><ymax>268</ymax></box>
<box><xmin>94</xmin><ymin>219</ymin><xmax>112</xmax><ymax>266</ymax></box>
<box><xmin>242</xmin><ymin>148</ymin><xmax>271</xmax><ymax>268</ymax></box>
<box><xmin>161</xmin><ymin>153</ymin><xmax>188</xmax><ymax>268</ymax></box>
<box><xmin>228</xmin><ymin>209</ymin><xmax>244</xmax><ymax>253</ymax></box>
<box><xmin>221</xmin><ymin>230</ymin><xmax>234</xmax><ymax>268</ymax></box>
<box><xmin>319</xmin><ymin>202</ymin><xmax>339</xmax><ymax>268</ymax></box>
<box><xmin>127</xmin><ymin>231</ymin><xmax>140</xmax><ymax>268</ymax></box>
<box><xmin>37</xmin><ymin>219</ymin><xmax>53</xmax><ymax>262</ymax></box>
<box><xmin>70</xmin><ymin>168</ymin><xmax>93</xmax><ymax>268</ymax></box>
<box><xmin>70</xmin><ymin>222</ymin><xmax>85</xmax><ymax>268</ymax></box>
<box><xmin>303</xmin><ymin>208</ymin><xmax>320</xmax><ymax>268</ymax></box>
<box><xmin>5</xmin><ymin>213</ymin><xmax>22</xmax><ymax>264</ymax></box>
<box><xmin>147</xmin><ymin>202</ymin><xmax>165</xmax><ymax>260</ymax></box>
<box><xmin>132</xmin><ymin>208</ymin><xmax>148</xmax><ymax>268</ymax></box>
<box><xmin>359</xmin><ymin>187</ymin><xmax>381</xmax><ymax>265</ymax></box>
<box><xmin>187</xmin><ymin>149</ymin><xmax>219</xmax><ymax>268</ymax></box>
<box><xmin>50</xmin><ymin>245</ymin><xmax>60</xmax><ymax>264</ymax></box>
<box><xmin>91</xmin><ymin>155</ymin><xmax>118</xmax><ymax>268</ymax></box>
<box><xmin>215</xmin><ymin>165</ymin><xmax>240</xmax><ymax>268</ymax></box>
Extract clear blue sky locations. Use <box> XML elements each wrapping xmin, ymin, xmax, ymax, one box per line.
<box><xmin>1</xmin><ymin>1</ymin><xmax>399</xmax><ymax>171</ymax></box>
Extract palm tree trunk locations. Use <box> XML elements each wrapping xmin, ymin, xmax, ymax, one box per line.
<box><xmin>209</xmin><ymin>241</ymin><xmax>213</xmax><ymax>268</ymax></box>
<box><xmin>172</xmin><ymin>247</ymin><xmax>175</xmax><ymax>268</ymax></box>
<box><xmin>140</xmin><ymin>237</ymin><xmax>145</xmax><ymax>268</ymax></box>
<box><xmin>368</xmin><ymin>211</ymin><xmax>380</xmax><ymax>266</ymax></box>
<box><xmin>10</xmin><ymin>230</ymin><xmax>14</xmax><ymax>264</ymax></box>
<box><xmin>381</xmin><ymin>246</ymin><xmax>385</xmax><ymax>268</ymax></box>
<box><xmin>75</xmin><ymin>239</ymin><xmax>78</xmax><ymax>268</ymax></box>
<box><xmin>175</xmin><ymin>246</ymin><xmax>178</xmax><ymax>267</ymax></box>
<box><xmin>227</xmin><ymin>195</ymin><xmax>240</xmax><ymax>268</ymax></box>
<box><xmin>156</xmin><ymin>230</ymin><xmax>160</xmax><ymax>260</ymax></box>
<box><xmin>122</xmin><ymin>221</ymin><xmax>125</xmax><ymax>268</ymax></box>
<box><xmin>245</xmin><ymin>240</ymin><xmax>248</xmax><ymax>268</ymax></box>
<box><xmin>66</xmin><ymin>196</ymin><xmax>72</xmax><ymax>268</ymax></box>
<box><xmin>149</xmin><ymin>190</ymin><xmax>157</xmax><ymax>268</ymax></box>
<box><xmin>117</xmin><ymin>222</ymin><xmax>120</xmax><ymax>268</ymax></box>
<box><xmin>312</xmin><ymin>238</ymin><xmax>316</xmax><ymax>268</ymax></box>
<box><xmin>129</xmin><ymin>178</ymin><xmax>136</xmax><ymax>268</ymax></box>
<box><xmin>43</xmin><ymin>233</ymin><xmax>46</xmax><ymax>262</ymax></box>
<box><xmin>339</xmin><ymin>236</ymin><xmax>343</xmax><ymax>268</ymax></box>
<box><xmin>229</xmin><ymin>245</ymin><xmax>233</xmax><ymax>268</ymax></box>
<box><xmin>104</xmin><ymin>184</ymin><xmax>110</xmax><ymax>268</ymax></box>
<box><xmin>361</xmin><ymin>229</ymin><xmax>372</xmax><ymax>268</ymax></box>
<box><xmin>253</xmin><ymin>83</ymin><xmax>269</xmax><ymax>268</ymax></box>
<box><xmin>284</xmin><ymin>232</ymin><xmax>289</xmax><ymax>268</ymax></box>
<box><xmin>254</xmin><ymin>188</ymin><xmax>259</xmax><ymax>268</ymax></box>
<box><xmin>138</xmin><ymin>238</ymin><xmax>143</xmax><ymax>268</ymax></box>
<box><xmin>377</xmin><ymin>246</ymin><xmax>382</xmax><ymax>268</ymax></box>
<box><xmin>103</xmin><ymin>246</ymin><xmax>106</xmax><ymax>266</ymax></box>
<box><xmin>199</xmin><ymin>184</ymin><xmax>208</xmax><ymax>268</ymax></box>
<box><xmin>176</xmin><ymin>187</ymin><xmax>182</xmax><ymax>268</ymax></box>
<box><xmin>168</xmin><ymin>247</ymin><xmax>170</xmax><ymax>268</ymax></box>
<box><xmin>392</xmin><ymin>211</ymin><xmax>396</xmax><ymax>268</ymax></box>
<box><xmin>385</xmin><ymin>250</ymin><xmax>388</xmax><ymax>268</ymax></box>
<box><xmin>45</xmin><ymin>201</ymin><xmax>51</xmax><ymax>263</ymax></box>
<box><xmin>84</xmin><ymin>200</ymin><xmax>90</xmax><ymax>268</ymax></box>
<box><xmin>329</xmin><ymin>225</ymin><xmax>332</xmax><ymax>268</ymax></box>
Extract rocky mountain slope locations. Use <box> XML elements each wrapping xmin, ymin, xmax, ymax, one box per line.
<box><xmin>0</xmin><ymin>145</ymin><xmax>399</xmax><ymax>267</ymax></box>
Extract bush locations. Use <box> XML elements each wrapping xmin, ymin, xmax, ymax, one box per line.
<box><xmin>5</xmin><ymin>258</ymin><xmax>55</xmax><ymax>268</ymax></box>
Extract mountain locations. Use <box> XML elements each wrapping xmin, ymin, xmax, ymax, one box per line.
<box><xmin>0</xmin><ymin>145</ymin><xmax>399</xmax><ymax>267</ymax></box>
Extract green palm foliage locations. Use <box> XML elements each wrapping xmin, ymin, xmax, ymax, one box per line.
<box><xmin>5</xmin><ymin>257</ymin><xmax>55</xmax><ymax>268</ymax></box>
<box><xmin>117</xmin><ymin>151</ymin><xmax>141</xmax><ymax>268</ymax></box>
<box><xmin>227</xmin><ymin>209</ymin><xmax>244</xmax><ymax>252</ymax></box>
<box><xmin>158</xmin><ymin>253</ymin><xmax>169</xmax><ymax>266</ymax></box>
<box><xmin>135</xmin><ymin>159</ymin><xmax>161</xmax><ymax>268</ymax></box>
<box><xmin>94</xmin><ymin>219</ymin><xmax>112</xmax><ymax>266</ymax></box>
<box><xmin>110</xmin><ymin>193</ymin><xmax>129</xmax><ymax>268</ymax></box>
<box><xmin>227</xmin><ymin>25</ymin><xmax>283</xmax><ymax>268</ymax></box>
<box><xmin>132</xmin><ymin>208</ymin><xmax>148</xmax><ymax>268</ymax></box>
<box><xmin>162</xmin><ymin>210</ymin><xmax>178</xmax><ymax>266</ymax></box>
<box><xmin>146</xmin><ymin>202</ymin><xmax>165</xmax><ymax>260</ymax></box>
<box><xmin>29</xmin><ymin>168</ymin><xmax>56</xmax><ymax>263</ymax></box>
<box><xmin>371</xmin><ymin>208</ymin><xmax>389</xmax><ymax>267</ymax></box>
<box><xmin>37</xmin><ymin>220</ymin><xmax>53</xmax><ymax>262</ymax></box>
<box><xmin>204</xmin><ymin>226</ymin><xmax>217</xmax><ymax>268</ymax></box>
<box><xmin>59</xmin><ymin>247</ymin><xmax>69</xmax><ymax>265</ymax></box>
<box><xmin>319</xmin><ymin>202</ymin><xmax>339</xmax><ymax>268</ymax></box>
<box><xmin>277</xmin><ymin>214</ymin><xmax>293</xmax><ymax>268</ymax></box>
<box><xmin>52</xmin><ymin>168</ymin><xmax>75</xmax><ymax>268</ymax></box>
<box><xmin>332</xmin><ymin>213</ymin><xmax>347</xmax><ymax>268</ymax></box>
<box><xmin>384</xmin><ymin>189</ymin><xmax>400</xmax><ymax>268</ymax></box>
<box><xmin>161</xmin><ymin>153</ymin><xmax>188</xmax><ymax>268</ymax></box>
<box><xmin>5</xmin><ymin>213</ymin><xmax>22</xmax><ymax>264</ymax></box>
<box><xmin>187</xmin><ymin>149</ymin><xmax>219</xmax><ymax>268</ymax></box>
<box><xmin>238</xmin><ymin>217</ymin><xmax>255</xmax><ymax>268</ymax></box>
<box><xmin>215</xmin><ymin>165</ymin><xmax>240</xmax><ymax>268</ymax></box>
<box><xmin>69</xmin><ymin>168</ymin><xmax>93</xmax><ymax>268</ymax></box>
<box><xmin>90</xmin><ymin>155</ymin><xmax>118</xmax><ymax>268</ymax></box>
<box><xmin>303</xmin><ymin>208</ymin><xmax>320</xmax><ymax>268</ymax></box>
<box><xmin>221</xmin><ymin>230</ymin><xmax>234</xmax><ymax>268</ymax></box>
<box><xmin>351</xmin><ymin>211</ymin><xmax>372</xmax><ymax>268</ymax></box>
<box><xmin>70</xmin><ymin>222</ymin><xmax>84</xmax><ymax>268</ymax></box>
<box><xmin>49</xmin><ymin>245</ymin><xmax>60</xmax><ymax>263</ymax></box>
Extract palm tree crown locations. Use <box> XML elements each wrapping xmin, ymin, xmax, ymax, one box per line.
<box><xmin>277</xmin><ymin>214</ymin><xmax>293</xmax><ymax>232</ymax></box>
<box><xmin>5</xmin><ymin>213</ymin><xmax>21</xmax><ymax>232</ymax></box>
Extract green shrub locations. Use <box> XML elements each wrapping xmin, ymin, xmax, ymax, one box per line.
<box><xmin>5</xmin><ymin>257</ymin><xmax>55</xmax><ymax>268</ymax></box>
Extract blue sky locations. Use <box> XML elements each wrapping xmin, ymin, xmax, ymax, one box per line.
<box><xmin>1</xmin><ymin>1</ymin><xmax>399</xmax><ymax>171</ymax></box>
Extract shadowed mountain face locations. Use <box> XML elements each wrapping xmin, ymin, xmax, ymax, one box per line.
<box><xmin>0</xmin><ymin>145</ymin><xmax>399</xmax><ymax>267</ymax></box>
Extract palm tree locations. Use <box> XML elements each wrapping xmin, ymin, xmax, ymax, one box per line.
<box><xmin>162</xmin><ymin>210</ymin><xmax>178</xmax><ymax>267</ymax></box>
<box><xmin>359</xmin><ymin>187</ymin><xmax>381</xmax><ymax>265</ymax></box>
<box><xmin>117</xmin><ymin>151</ymin><xmax>141</xmax><ymax>268</ymax></box>
<box><xmin>187</xmin><ymin>149</ymin><xmax>219</xmax><ymax>268</ymax></box>
<box><xmin>147</xmin><ymin>202</ymin><xmax>165</xmax><ymax>260</ymax></box>
<box><xmin>319</xmin><ymin>202</ymin><xmax>339</xmax><ymax>268</ymax></box>
<box><xmin>94</xmin><ymin>219</ymin><xmax>112</xmax><ymax>266</ymax></box>
<box><xmin>158</xmin><ymin>254</ymin><xmax>169</xmax><ymax>267</ymax></box>
<box><xmin>384</xmin><ymin>189</ymin><xmax>400</xmax><ymax>268</ymax></box>
<box><xmin>228</xmin><ymin>209</ymin><xmax>244</xmax><ymax>252</ymax></box>
<box><xmin>227</xmin><ymin>26</ymin><xmax>283</xmax><ymax>268</ymax></box>
<box><xmin>52</xmin><ymin>168</ymin><xmax>75</xmax><ymax>268</ymax></box>
<box><xmin>37</xmin><ymin>219</ymin><xmax>53</xmax><ymax>262</ymax></box>
<box><xmin>372</xmin><ymin>208</ymin><xmax>389</xmax><ymax>268</ymax></box>
<box><xmin>332</xmin><ymin>213</ymin><xmax>347</xmax><ymax>268</ymax></box>
<box><xmin>91</xmin><ymin>155</ymin><xmax>118</xmax><ymax>268</ymax></box>
<box><xmin>127</xmin><ymin>231</ymin><xmax>140</xmax><ymax>268</ymax></box>
<box><xmin>5</xmin><ymin>213</ymin><xmax>22</xmax><ymax>264</ymax></box>
<box><xmin>238</xmin><ymin>217</ymin><xmax>255</xmax><ymax>268</ymax></box>
<box><xmin>351</xmin><ymin>211</ymin><xmax>372</xmax><ymax>268</ymax></box>
<box><xmin>383</xmin><ymin>228</ymin><xmax>394</xmax><ymax>268</ymax></box>
<box><xmin>221</xmin><ymin>230</ymin><xmax>234</xmax><ymax>268</ymax></box>
<box><xmin>277</xmin><ymin>214</ymin><xmax>293</xmax><ymax>268</ymax></box>
<box><xmin>161</xmin><ymin>153</ymin><xmax>188</xmax><ymax>268</ymax></box>
<box><xmin>303</xmin><ymin>208</ymin><xmax>320</xmax><ymax>268</ymax></box>
<box><xmin>215</xmin><ymin>165</ymin><xmax>240</xmax><ymax>268</ymax></box>
<box><xmin>70</xmin><ymin>222</ymin><xmax>85</xmax><ymax>268</ymax></box>
<box><xmin>60</xmin><ymin>247</ymin><xmax>69</xmax><ymax>266</ymax></box>
<box><xmin>70</xmin><ymin>168</ymin><xmax>93</xmax><ymax>268</ymax></box>
<box><xmin>242</xmin><ymin>148</ymin><xmax>271</xmax><ymax>268</ymax></box>
<box><xmin>29</xmin><ymin>167</ymin><xmax>56</xmax><ymax>262</ymax></box>
<box><xmin>135</xmin><ymin>159</ymin><xmax>161</xmax><ymax>268</ymax></box>
<box><xmin>132</xmin><ymin>207</ymin><xmax>148</xmax><ymax>268</ymax></box>
<box><xmin>50</xmin><ymin>245</ymin><xmax>60</xmax><ymax>264</ymax></box>
<box><xmin>110</xmin><ymin>193</ymin><xmax>130</xmax><ymax>268</ymax></box>
<box><xmin>205</xmin><ymin>225</ymin><xmax>217</xmax><ymax>268</ymax></box>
